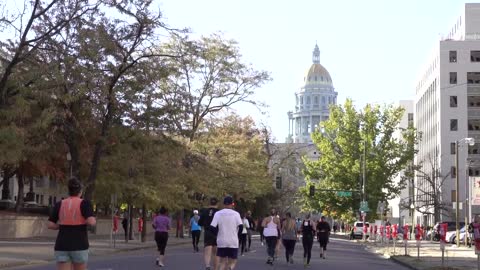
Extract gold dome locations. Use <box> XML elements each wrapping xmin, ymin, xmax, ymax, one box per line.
<box><xmin>304</xmin><ymin>63</ymin><xmax>332</xmax><ymax>85</ymax></box>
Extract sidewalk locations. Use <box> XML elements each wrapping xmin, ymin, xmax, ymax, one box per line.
<box><xmin>0</xmin><ymin>233</ymin><xmax>191</xmax><ymax>269</ymax></box>
<box><xmin>362</xmin><ymin>238</ymin><xmax>479</xmax><ymax>270</ymax></box>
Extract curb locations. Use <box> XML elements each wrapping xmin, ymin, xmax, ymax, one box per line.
<box><xmin>2</xmin><ymin>240</ymin><xmax>190</xmax><ymax>270</ymax></box>
<box><xmin>389</xmin><ymin>256</ymin><xmax>420</xmax><ymax>270</ymax></box>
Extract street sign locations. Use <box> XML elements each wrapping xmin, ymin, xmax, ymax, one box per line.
<box><xmin>359</xmin><ymin>201</ymin><xmax>370</xmax><ymax>212</ymax></box>
<box><xmin>337</xmin><ymin>191</ymin><xmax>352</xmax><ymax>197</ymax></box>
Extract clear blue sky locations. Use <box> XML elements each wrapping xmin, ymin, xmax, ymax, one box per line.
<box><xmin>157</xmin><ymin>0</ymin><xmax>474</xmax><ymax>142</ymax></box>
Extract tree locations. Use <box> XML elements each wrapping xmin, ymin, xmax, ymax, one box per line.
<box><xmin>300</xmin><ymin>99</ymin><xmax>419</xmax><ymax>220</ymax></box>
<box><xmin>0</xmin><ymin>0</ymin><xmax>98</xmax><ymax>106</ymax></box>
<box><xmin>159</xmin><ymin>33</ymin><xmax>271</xmax><ymax>141</ymax></box>
<box><xmin>190</xmin><ymin>114</ymin><xmax>272</xmax><ymax>202</ymax></box>
<box><xmin>400</xmin><ymin>155</ymin><xmax>450</xmax><ymax>224</ymax></box>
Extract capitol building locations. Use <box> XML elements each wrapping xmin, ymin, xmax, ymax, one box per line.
<box><xmin>268</xmin><ymin>44</ymin><xmax>337</xmax><ymax>213</ymax></box>
<box><xmin>287</xmin><ymin>44</ymin><xmax>338</xmax><ymax>143</ymax></box>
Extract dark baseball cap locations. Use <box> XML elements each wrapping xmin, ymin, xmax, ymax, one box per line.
<box><xmin>223</xmin><ymin>196</ymin><xmax>234</xmax><ymax>205</ymax></box>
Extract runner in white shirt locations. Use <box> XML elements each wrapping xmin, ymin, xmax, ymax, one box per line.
<box><xmin>262</xmin><ymin>208</ymin><xmax>281</xmax><ymax>265</ymax></box>
<box><xmin>210</xmin><ymin>196</ymin><xmax>243</xmax><ymax>270</ymax></box>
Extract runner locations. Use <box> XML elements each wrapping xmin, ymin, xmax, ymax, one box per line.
<box><xmin>190</xmin><ymin>210</ymin><xmax>201</xmax><ymax>252</ymax></box>
<box><xmin>239</xmin><ymin>212</ymin><xmax>249</xmax><ymax>256</ymax></box>
<box><xmin>152</xmin><ymin>207</ymin><xmax>171</xmax><ymax>267</ymax></box>
<box><xmin>47</xmin><ymin>178</ymin><xmax>96</xmax><ymax>270</ymax></box>
<box><xmin>316</xmin><ymin>216</ymin><xmax>331</xmax><ymax>259</ymax></box>
<box><xmin>300</xmin><ymin>213</ymin><xmax>315</xmax><ymax>268</ymax></box>
<box><xmin>210</xmin><ymin>196</ymin><xmax>243</xmax><ymax>270</ymax></box>
<box><xmin>281</xmin><ymin>212</ymin><xmax>297</xmax><ymax>264</ymax></box>
<box><xmin>262</xmin><ymin>208</ymin><xmax>281</xmax><ymax>265</ymax></box>
<box><xmin>198</xmin><ymin>197</ymin><xmax>219</xmax><ymax>270</ymax></box>
<box><xmin>246</xmin><ymin>210</ymin><xmax>256</xmax><ymax>252</ymax></box>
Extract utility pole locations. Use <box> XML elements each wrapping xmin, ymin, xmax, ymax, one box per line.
<box><xmin>363</xmin><ymin>140</ymin><xmax>366</xmax><ymax>202</ymax></box>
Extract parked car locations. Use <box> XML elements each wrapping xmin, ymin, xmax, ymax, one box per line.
<box><xmin>350</xmin><ymin>221</ymin><xmax>369</xmax><ymax>239</ymax></box>
<box><xmin>450</xmin><ymin>226</ymin><xmax>470</xmax><ymax>244</ymax></box>
<box><xmin>435</xmin><ymin>221</ymin><xmax>465</xmax><ymax>243</ymax></box>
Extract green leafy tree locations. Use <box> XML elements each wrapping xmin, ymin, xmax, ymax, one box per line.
<box><xmin>191</xmin><ymin>114</ymin><xmax>272</xmax><ymax>202</ymax></box>
<box><xmin>299</xmin><ymin>99</ymin><xmax>418</xmax><ymax>220</ymax></box>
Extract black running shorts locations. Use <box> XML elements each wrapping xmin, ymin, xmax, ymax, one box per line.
<box><xmin>204</xmin><ymin>230</ymin><xmax>217</xmax><ymax>247</ymax></box>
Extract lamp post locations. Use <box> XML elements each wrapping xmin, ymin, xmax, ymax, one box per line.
<box><xmin>466</xmin><ymin>159</ymin><xmax>473</xmax><ymax>247</ymax></box>
<box><xmin>66</xmin><ymin>152</ymin><xmax>72</xmax><ymax>179</ymax></box>
<box><xmin>411</xmin><ymin>203</ymin><xmax>415</xmax><ymax>239</ymax></box>
<box><xmin>455</xmin><ymin>137</ymin><xmax>475</xmax><ymax>246</ymax></box>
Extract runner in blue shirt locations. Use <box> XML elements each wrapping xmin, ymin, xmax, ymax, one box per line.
<box><xmin>190</xmin><ymin>210</ymin><xmax>202</xmax><ymax>252</ymax></box>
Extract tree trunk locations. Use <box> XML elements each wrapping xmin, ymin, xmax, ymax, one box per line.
<box><xmin>2</xmin><ymin>166</ymin><xmax>14</xmax><ymax>200</ymax></box>
<box><xmin>141</xmin><ymin>203</ymin><xmax>146</xmax><ymax>242</ymax></box>
<box><xmin>64</xmin><ymin>107</ymin><xmax>81</xmax><ymax>180</ymax></box>
<box><xmin>128</xmin><ymin>204</ymin><xmax>134</xmax><ymax>240</ymax></box>
<box><xmin>14</xmin><ymin>171</ymin><xmax>24</xmax><ymax>212</ymax></box>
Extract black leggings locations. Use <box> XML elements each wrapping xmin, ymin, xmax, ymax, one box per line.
<box><xmin>282</xmin><ymin>239</ymin><xmax>296</xmax><ymax>262</ymax></box>
<box><xmin>192</xmin><ymin>230</ymin><xmax>200</xmax><ymax>249</ymax></box>
<box><xmin>302</xmin><ymin>235</ymin><xmax>313</xmax><ymax>264</ymax></box>
<box><xmin>239</xmin><ymin>234</ymin><xmax>247</xmax><ymax>254</ymax></box>
<box><xmin>155</xmin><ymin>231</ymin><xmax>169</xmax><ymax>255</ymax></box>
<box><xmin>265</xmin><ymin>236</ymin><xmax>278</xmax><ymax>258</ymax></box>
<box><xmin>247</xmin><ymin>230</ymin><xmax>252</xmax><ymax>249</ymax></box>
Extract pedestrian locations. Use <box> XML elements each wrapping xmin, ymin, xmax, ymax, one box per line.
<box><xmin>152</xmin><ymin>207</ymin><xmax>171</xmax><ymax>267</ymax></box>
<box><xmin>262</xmin><ymin>208</ymin><xmax>281</xmax><ymax>265</ymax></box>
<box><xmin>190</xmin><ymin>209</ymin><xmax>201</xmax><ymax>252</ymax></box>
<box><xmin>198</xmin><ymin>197</ymin><xmax>219</xmax><ymax>270</ymax></box>
<box><xmin>239</xmin><ymin>212</ymin><xmax>249</xmax><ymax>256</ymax></box>
<box><xmin>333</xmin><ymin>223</ymin><xmax>338</xmax><ymax>234</ymax></box>
<box><xmin>316</xmin><ymin>216</ymin><xmax>331</xmax><ymax>259</ymax></box>
<box><xmin>281</xmin><ymin>212</ymin><xmax>297</xmax><ymax>264</ymax></box>
<box><xmin>122</xmin><ymin>214</ymin><xmax>128</xmax><ymax>242</ymax></box>
<box><xmin>210</xmin><ymin>196</ymin><xmax>243</xmax><ymax>270</ymax></box>
<box><xmin>246</xmin><ymin>210</ymin><xmax>256</xmax><ymax>252</ymax></box>
<box><xmin>47</xmin><ymin>177</ymin><xmax>96</xmax><ymax>270</ymax></box>
<box><xmin>341</xmin><ymin>223</ymin><xmax>345</xmax><ymax>233</ymax></box>
<box><xmin>300</xmin><ymin>213</ymin><xmax>315</xmax><ymax>268</ymax></box>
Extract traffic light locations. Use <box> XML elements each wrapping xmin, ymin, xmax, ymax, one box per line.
<box><xmin>309</xmin><ymin>185</ymin><xmax>315</xmax><ymax>197</ymax></box>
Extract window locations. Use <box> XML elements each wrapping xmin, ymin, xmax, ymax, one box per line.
<box><xmin>468</xmin><ymin>72</ymin><xmax>480</xmax><ymax>84</ymax></box>
<box><xmin>306</xmin><ymin>96</ymin><xmax>311</xmax><ymax>104</ymax></box>
<box><xmin>471</xmin><ymin>51</ymin><xmax>480</xmax><ymax>62</ymax></box>
<box><xmin>314</xmin><ymin>96</ymin><xmax>318</xmax><ymax>104</ymax></box>
<box><xmin>450</xmin><ymin>51</ymin><xmax>457</xmax><ymax>62</ymax></box>
<box><xmin>450</xmin><ymin>72</ymin><xmax>457</xmax><ymax>84</ymax></box>
<box><xmin>275</xmin><ymin>176</ymin><xmax>282</xmax><ymax>189</ymax></box>
<box><xmin>300</xmin><ymin>97</ymin><xmax>303</xmax><ymax>104</ymax></box>
<box><xmin>451</xmin><ymin>142</ymin><xmax>456</xmax><ymax>154</ymax></box>
<box><xmin>450</xmin><ymin>119</ymin><xmax>458</xmax><ymax>131</ymax></box>
<box><xmin>450</xmin><ymin>96</ymin><xmax>457</xmax><ymax>107</ymax></box>
<box><xmin>451</xmin><ymin>166</ymin><xmax>457</xmax><ymax>178</ymax></box>
<box><xmin>315</xmin><ymin>76</ymin><xmax>317</xmax><ymax>81</ymax></box>
<box><xmin>451</xmin><ymin>190</ymin><xmax>457</xmax><ymax>202</ymax></box>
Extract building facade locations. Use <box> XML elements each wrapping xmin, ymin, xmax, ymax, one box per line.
<box><xmin>414</xmin><ymin>3</ymin><xmax>480</xmax><ymax>226</ymax></box>
<box><xmin>388</xmin><ymin>100</ymin><xmax>415</xmax><ymax>226</ymax></box>
<box><xmin>287</xmin><ymin>44</ymin><xmax>338</xmax><ymax>143</ymax></box>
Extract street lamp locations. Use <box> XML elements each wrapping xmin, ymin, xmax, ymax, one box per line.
<box><xmin>455</xmin><ymin>137</ymin><xmax>475</xmax><ymax>246</ymax></box>
<box><xmin>410</xmin><ymin>203</ymin><xmax>415</xmax><ymax>239</ymax></box>
<box><xmin>66</xmin><ymin>152</ymin><xmax>72</xmax><ymax>179</ymax></box>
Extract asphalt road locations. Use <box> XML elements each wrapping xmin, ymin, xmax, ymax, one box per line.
<box><xmin>16</xmin><ymin>237</ymin><xmax>410</xmax><ymax>270</ymax></box>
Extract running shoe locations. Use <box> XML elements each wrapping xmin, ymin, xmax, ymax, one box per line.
<box><xmin>290</xmin><ymin>257</ymin><xmax>294</xmax><ymax>264</ymax></box>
